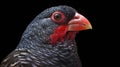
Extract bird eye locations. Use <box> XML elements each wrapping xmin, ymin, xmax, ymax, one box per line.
<box><xmin>51</xmin><ymin>11</ymin><xmax>65</xmax><ymax>24</ymax></box>
<box><xmin>54</xmin><ymin>13</ymin><xmax>62</xmax><ymax>21</ymax></box>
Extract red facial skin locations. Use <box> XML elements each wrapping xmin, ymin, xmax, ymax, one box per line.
<box><xmin>50</xmin><ymin>12</ymin><xmax>92</xmax><ymax>45</ymax></box>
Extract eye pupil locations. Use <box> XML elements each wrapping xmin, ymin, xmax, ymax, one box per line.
<box><xmin>54</xmin><ymin>13</ymin><xmax>61</xmax><ymax>20</ymax></box>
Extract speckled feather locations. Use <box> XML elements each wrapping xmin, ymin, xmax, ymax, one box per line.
<box><xmin>0</xmin><ymin>5</ymin><xmax>82</xmax><ymax>67</ymax></box>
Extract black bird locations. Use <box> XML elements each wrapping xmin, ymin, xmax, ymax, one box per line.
<box><xmin>0</xmin><ymin>5</ymin><xmax>92</xmax><ymax>67</ymax></box>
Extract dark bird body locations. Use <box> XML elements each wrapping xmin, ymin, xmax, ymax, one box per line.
<box><xmin>0</xmin><ymin>5</ymin><xmax>92</xmax><ymax>67</ymax></box>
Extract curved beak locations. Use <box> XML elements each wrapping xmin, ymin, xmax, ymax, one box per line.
<box><xmin>67</xmin><ymin>12</ymin><xmax>92</xmax><ymax>31</ymax></box>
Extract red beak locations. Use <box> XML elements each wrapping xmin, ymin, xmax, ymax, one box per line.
<box><xmin>67</xmin><ymin>12</ymin><xmax>92</xmax><ymax>31</ymax></box>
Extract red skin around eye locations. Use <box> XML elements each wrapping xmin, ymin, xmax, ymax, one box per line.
<box><xmin>51</xmin><ymin>11</ymin><xmax>66</xmax><ymax>24</ymax></box>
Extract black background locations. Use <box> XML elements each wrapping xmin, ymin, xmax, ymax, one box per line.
<box><xmin>0</xmin><ymin>0</ymin><xmax>117</xmax><ymax>67</ymax></box>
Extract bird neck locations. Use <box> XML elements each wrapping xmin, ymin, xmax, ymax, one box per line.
<box><xmin>17</xmin><ymin>39</ymin><xmax>81</xmax><ymax>67</ymax></box>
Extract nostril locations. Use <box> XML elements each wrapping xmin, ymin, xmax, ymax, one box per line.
<box><xmin>74</xmin><ymin>16</ymin><xmax>79</xmax><ymax>19</ymax></box>
<box><xmin>74</xmin><ymin>13</ymin><xmax>81</xmax><ymax>19</ymax></box>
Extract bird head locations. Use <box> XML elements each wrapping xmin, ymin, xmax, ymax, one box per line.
<box><xmin>21</xmin><ymin>5</ymin><xmax>92</xmax><ymax>46</ymax></box>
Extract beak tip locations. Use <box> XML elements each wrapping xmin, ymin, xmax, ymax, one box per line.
<box><xmin>89</xmin><ymin>25</ymin><xmax>92</xmax><ymax>30</ymax></box>
<box><xmin>89</xmin><ymin>25</ymin><xmax>92</xmax><ymax>29</ymax></box>
<box><xmin>87</xmin><ymin>24</ymin><xmax>92</xmax><ymax>30</ymax></box>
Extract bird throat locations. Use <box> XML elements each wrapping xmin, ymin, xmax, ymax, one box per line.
<box><xmin>50</xmin><ymin>25</ymin><xmax>78</xmax><ymax>45</ymax></box>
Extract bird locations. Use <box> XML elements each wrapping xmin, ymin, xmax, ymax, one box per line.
<box><xmin>0</xmin><ymin>5</ymin><xmax>92</xmax><ymax>67</ymax></box>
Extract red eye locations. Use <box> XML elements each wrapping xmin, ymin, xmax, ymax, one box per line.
<box><xmin>51</xmin><ymin>11</ymin><xmax>66</xmax><ymax>24</ymax></box>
